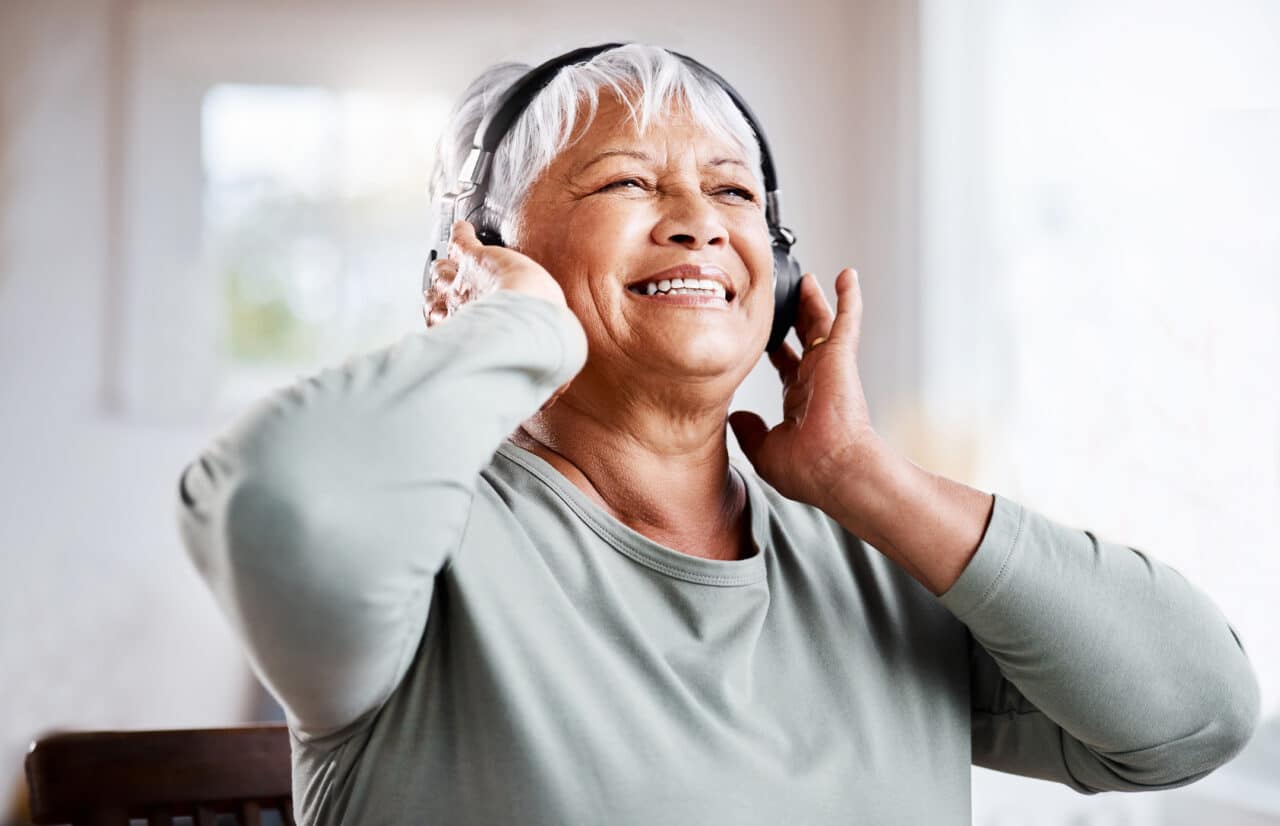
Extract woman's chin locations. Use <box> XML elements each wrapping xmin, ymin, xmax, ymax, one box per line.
<box><xmin>637</xmin><ymin>332</ymin><xmax>755</xmax><ymax>381</ymax></box>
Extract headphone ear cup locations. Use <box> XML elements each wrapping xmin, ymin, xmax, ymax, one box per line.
<box><xmin>768</xmin><ymin>246</ymin><xmax>803</xmax><ymax>353</ymax></box>
<box><xmin>475</xmin><ymin>225</ymin><xmax>506</xmax><ymax>247</ymax></box>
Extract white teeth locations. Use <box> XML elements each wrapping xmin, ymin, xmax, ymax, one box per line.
<box><xmin>698</xmin><ymin>279</ymin><xmax>727</xmax><ymax>298</ymax></box>
<box><xmin>631</xmin><ymin>276</ymin><xmax>731</xmax><ymax>299</ymax></box>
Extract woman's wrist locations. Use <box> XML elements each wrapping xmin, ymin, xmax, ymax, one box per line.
<box><xmin>822</xmin><ymin>439</ymin><xmax>994</xmax><ymax>596</ymax></box>
<box><xmin>817</xmin><ymin>435</ymin><xmax>903</xmax><ymax>540</ymax></box>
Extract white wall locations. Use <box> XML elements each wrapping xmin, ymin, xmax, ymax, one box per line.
<box><xmin>920</xmin><ymin>1</ymin><xmax>1280</xmax><ymax>823</ymax></box>
<box><xmin>0</xmin><ymin>0</ymin><xmax>921</xmax><ymax>800</ymax></box>
<box><xmin>0</xmin><ymin>0</ymin><xmax>257</xmax><ymax>799</ymax></box>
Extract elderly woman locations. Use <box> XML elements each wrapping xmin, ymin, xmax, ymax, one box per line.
<box><xmin>178</xmin><ymin>44</ymin><xmax>1259</xmax><ymax>825</ymax></box>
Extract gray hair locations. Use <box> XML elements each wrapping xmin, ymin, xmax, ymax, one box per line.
<box><xmin>427</xmin><ymin>43</ymin><xmax>764</xmax><ymax>249</ymax></box>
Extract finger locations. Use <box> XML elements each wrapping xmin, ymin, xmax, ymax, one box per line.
<box><xmin>782</xmin><ymin>401</ymin><xmax>805</xmax><ymax>426</ymax></box>
<box><xmin>767</xmin><ymin>339</ymin><xmax>801</xmax><ymax>387</ymax></box>
<box><xmin>793</xmin><ymin>273</ymin><xmax>835</xmax><ymax>351</ymax></box>
<box><xmin>431</xmin><ymin>258</ymin><xmax>459</xmax><ymax>287</ymax></box>
<box><xmin>828</xmin><ymin>268</ymin><xmax>863</xmax><ymax>355</ymax></box>
<box><xmin>449</xmin><ymin>220</ymin><xmax>481</xmax><ymax>257</ymax></box>
<box><xmin>728</xmin><ymin>411</ymin><xmax>769</xmax><ymax>467</ymax></box>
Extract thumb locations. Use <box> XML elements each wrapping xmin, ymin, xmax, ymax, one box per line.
<box><xmin>449</xmin><ymin>220</ymin><xmax>481</xmax><ymax>255</ymax></box>
<box><xmin>728</xmin><ymin>411</ymin><xmax>769</xmax><ymax>467</ymax></box>
<box><xmin>829</xmin><ymin>268</ymin><xmax>863</xmax><ymax>356</ymax></box>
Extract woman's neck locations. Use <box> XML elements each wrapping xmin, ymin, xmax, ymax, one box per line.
<box><xmin>513</xmin><ymin>390</ymin><xmax>752</xmax><ymax>561</ymax></box>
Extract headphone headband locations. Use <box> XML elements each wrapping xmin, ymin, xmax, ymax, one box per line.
<box><xmin>475</xmin><ymin>43</ymin><xmax>779</xmax><ymax>194</ymax></box>
<box><xmin>449</xmin><ymin>42</ymin><xmax>789</xmax><ymax>241</ymax></box>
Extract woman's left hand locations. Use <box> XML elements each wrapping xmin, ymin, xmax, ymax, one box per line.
<box><xmin>729</xmin><ymin>269</ymin><xmax>882</xmax><ymax>513</ymax></box>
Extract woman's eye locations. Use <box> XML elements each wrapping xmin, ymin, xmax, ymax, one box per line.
<box><xmin>716</xmin><ymin>187</ymin><xmax>757</xmax><ymax>202</ymax></box>
<box><xmin>601</xmin><ymin>178</ymin><xmax>646</xmax><ymax>192</ymax></box>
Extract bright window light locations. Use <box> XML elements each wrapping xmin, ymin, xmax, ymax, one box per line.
<box><xmin>201</xmin><ymin>84</ymin><xmax>451</xmax><ymax>376</ymax></box>
<box><xmin>922</xmin><ymin>2</ymin><xmax>1279</xmax><ymax>823</ymax></box>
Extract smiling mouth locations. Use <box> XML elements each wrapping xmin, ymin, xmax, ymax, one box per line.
<box><xmin>626</xmin><ymin>277</ymin><xmax>734</xmax><ymax>302</ymax></box>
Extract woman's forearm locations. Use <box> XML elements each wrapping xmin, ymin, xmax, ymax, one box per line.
<box><xmin>821</xmin><ymin>438</ymin><xmax>994</xmax><ymax>596</ymax></box>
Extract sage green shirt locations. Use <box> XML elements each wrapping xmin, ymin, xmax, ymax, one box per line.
<box><xmin>177</xmin><ymin>290</ymin><xmax>1259</xmax><ymax>825</ymax></box>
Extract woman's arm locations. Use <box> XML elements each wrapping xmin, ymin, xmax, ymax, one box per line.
<box><xmin>729</xmin><ymin>266</ymin><xmax>1259</xmax><ymax>788</ymax></box>
<box><xmin>941</xmin><ymin>494</ymin><xmax>1260</xmax><ymax>791</ymax></box>
<box><xmin>177</xmin><ymin>290</ymin><xmax>587</xmax><ymax>739</ymax></box>
<box><xmin>829</xmin><ymin>442</ymin><xmax>1261</xmax><ymax>787</ymax></box>
<box><xmin>832</xmin><ymin>458</ymin><xmax>1261</xmax><ymax>790</ymax></box>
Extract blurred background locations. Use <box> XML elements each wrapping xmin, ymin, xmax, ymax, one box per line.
<box><xmin>1</xmin><ymin>0</ymin><xmax>1276</xmax><ymax>823</ymax></box>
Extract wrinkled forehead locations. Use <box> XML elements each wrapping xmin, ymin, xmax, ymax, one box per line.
<box><xmin>552</xmin><ymin>89</ymin><xmax>763</xmax><ymax>182</ymax></box>
<box><xmin>560</xmin><ymin>93</ymin><xmax>747</xmax><ymax>161</ymax></box>
<box><xmin>489</xmin><ymin>75</ymin><xmax>770</xmax><ymax>241</ymax></box>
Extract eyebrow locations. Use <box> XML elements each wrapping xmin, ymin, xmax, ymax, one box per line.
<box><xmin>574</xmin><ymin>149</ymin><xmax>751</xmax><ymax>176</ymax></box>
<box><xmin>575</xmin><ymin>149</ymin><xmax>651</xmax><ymax>174</ymax></box>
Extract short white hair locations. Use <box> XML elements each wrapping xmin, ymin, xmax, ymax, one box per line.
<box><xmin>427</xmin><ymin>43</ymin><xmax>765</xmax><ymax>248</ymax></box>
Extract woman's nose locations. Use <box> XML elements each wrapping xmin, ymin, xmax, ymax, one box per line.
<box><xmin>651</xmin><ymin>189</ymin><xmax>727</xmax><ymax>249</ymax></box>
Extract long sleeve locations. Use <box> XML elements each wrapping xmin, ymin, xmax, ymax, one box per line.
<box><xmin>176</xmin><ymin>291</ymin><xmax>587</xmax><ymax>739</ymax></box>
<box><xmin>939</xmin><ymin>494</ymin><xmax>1261</xmax><ymax>792</ymax></box>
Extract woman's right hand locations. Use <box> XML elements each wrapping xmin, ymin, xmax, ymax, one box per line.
<box><xmin>423</xmin><ymin>220</ymin><xmax>568</xmax><ymax>327</ymax></box>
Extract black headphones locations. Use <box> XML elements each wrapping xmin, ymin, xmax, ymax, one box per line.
<box><xmin>426</xmin><ymin>43</ymin><xmax>803</xmax><ymax>353</ymax></box>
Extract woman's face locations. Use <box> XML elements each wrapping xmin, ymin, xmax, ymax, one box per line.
<box><xmin>515</xmin><ymin>93</ymin><xmax>775</xmax><ymax>393</ymax></box>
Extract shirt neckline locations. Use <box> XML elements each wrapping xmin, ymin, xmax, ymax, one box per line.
<box><xmin>494</xmin><ymin>440</ymin><xmax>770</xmax><ymax>587</ymax></box>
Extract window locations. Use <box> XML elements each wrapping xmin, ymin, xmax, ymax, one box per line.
<box><xmin>921</xmin><ymin>2</ymin><xmax>1279</xmax><ymax>823</ymax></box>
<box><xmin>201</xmin><ymin>84</ymin><xmax>451</xmax><ymax>400</ymax></box>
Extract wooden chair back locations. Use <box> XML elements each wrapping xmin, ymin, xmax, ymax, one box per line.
<box><xmin>24</xmin><ymin>725</ymin><xmax>295</xmax><ymax>826</ymax></box>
